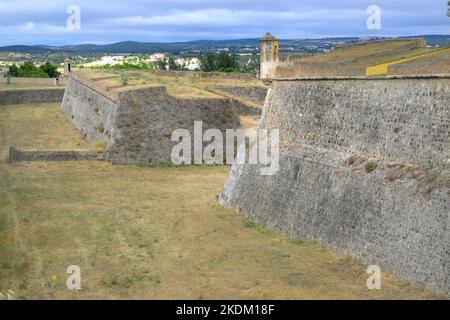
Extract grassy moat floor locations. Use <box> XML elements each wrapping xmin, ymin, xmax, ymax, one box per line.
<box><xmin>0</xmin><ymin>102</ymin><xmax>444</xmax><ymax>299</ymax></box>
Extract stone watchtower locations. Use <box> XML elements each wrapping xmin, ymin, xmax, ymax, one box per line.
<box><xmin>64</xmin><ymin>58</ymin><xmax>72</xmax><ymax>76</ymax></box>
<box><xmin>259</xmin><ymin>33</ymin><xmax>279</xmax><ymax>79</ymax></box>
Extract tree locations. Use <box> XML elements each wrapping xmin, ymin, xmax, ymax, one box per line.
<box><xmin>167</xmin><ymin>57</ymin><xmax>178</xmax><ymax>71</ymax></box>
<box><xmin>448</xmin><ymin>1</ymin><xmax>450</xmax><ymax>16</ymax></box>
<box><xmin>199</xmin><ymin>53</ymin><xmax>239</xmax><ymax>73</ymax></box>
<box><xmin>215</xmin><ymin>53</ymin><xmax>239</xmax><ymax>72</ymax></box>
<box><xmin>199</xmin><ymin>54</ymin><xmax>216</xmax><ymax>72</ymax></box>
<box><xmin>7</xmin><ymin>64</ymin><xmax>19</xmax><ymax>77</ymax></box>
<box><xmin>241</xmin><ymin>55</ymin><xmax>260</xmax><ymax>74</ymax></box>
<box><xmin>17</xmin><ymin>62</ymin><xmax>48</xmax><ymax>78</ymax></box>
<box><xmin>7</xmin><ymin>61</ymin><xmax>61</xmax><ymax>78</ymax></box>
<box><xmin>39</xmin><ymin>61</ymin><xmax>61</xmax><ymax>78</ymax></box>
<box><xmin>155</xmin><ymin>59</ymin><xmax>167</xmax><ymax>70</ymax></box>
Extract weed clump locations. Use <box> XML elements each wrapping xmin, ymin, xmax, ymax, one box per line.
<box><xmin>364</xmin><ymin>161</ymin><xmax>378</xmax><ymax>173</ymax></box>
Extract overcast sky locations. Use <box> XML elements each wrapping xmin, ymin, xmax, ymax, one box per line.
<box><xmin>0</xmin><ymin>0</ymin><xmax>448</xmax><ymax>46</ymax></box>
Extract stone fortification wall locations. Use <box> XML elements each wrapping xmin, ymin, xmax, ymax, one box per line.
<box><xmin>389</xmin><ymin>51</ymin><xmax>450</xmax><ymax>75</ymax></box>
<box><xmin>61</xmin><ymin>77</ymin><xmax>118</xmax><ymax>147</ymax></box>
<box><xmin>219</xmin><ymin>75</ymin><xmax>450</xmax><ymax>296</ymax></box>
<box><xmin>2</xmin><ymin>77</ymin><xmax>67</xmax><ymax>86</ymax></box>
<box><xmin>8</xmin><ymin>146</ymin><xmax>104</xmax><ymax>163</ymax></box>
<box><xmin>274</xmin><ymin>39</ymin><xmax>427</xmax><ymax>78</ymax></box>
<box><xmin>276</xmin><ymin>62</ymin><xmax>365</xmax><ymax>78</ymax></box>
<box><xmin>211</xmin><ymin>86</ymin><xmax>268</xmax><ymax>106</ymax></box>
<box><xmin>0</xmin><ymin>88</ymin><xmax>65</xmax><ymax>105</ymax></box>
<box><xmin>62</xmin><ymin>75</ymin><xmax>240</xmax><ymax>165</ymax></box>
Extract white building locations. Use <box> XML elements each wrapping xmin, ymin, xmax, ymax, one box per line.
<box><xmin>147</xmin><ymin>53</ymin><xmax>166</xmax><ymax>62</ymax></box>
<box><xmin>175</xmin><ymin>57</ymin><xmax>201</xmax><ymax>71</ymax></box>
<box><xmin>83</xmin><ymin>55</ymin><xmax>125</xmax><ymax>67</ymax></box>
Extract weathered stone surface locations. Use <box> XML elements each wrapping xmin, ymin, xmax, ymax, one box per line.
<box><xmin>211</xmin><ymin>86</ymin><xmax>268</xmax><ymax>105</ymax></box>
<box><xmin>62</xmin><ymin>76</ymin><xmax>241</xmax><ymax>164</ymax></box>
<box><xmin>220</xmin><ymin>76</ymin><xmax>450</xmax><ymax>296</ymax></box>
<box><xmin>61</xmin><ymin>77</ymin><xmax>118</xmax><ymax>147</ymax></box>
<box><xmin>0</xmin><ymin>88</ymin><xmax>65</xmax><ymax>105</ymax></box>
<box><xmin>264</xmin><ymin>78</ymin><xmax>449</xmax><ymax>167</ymax></box>
<box><xmin>9</xmin><ymin>146</ymin><xmax>104</xmax><ymax>163</ymax></box>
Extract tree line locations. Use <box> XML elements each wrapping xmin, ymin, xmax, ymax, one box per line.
<box><xmin>7</xmin><ymin>61</ymin><xmax>61</xmax><ymax>78</ymax></box>
<box><xmin>156</xmin><ymin>53</ymin><xmax>259</xmax><ymax>73</ymax></box>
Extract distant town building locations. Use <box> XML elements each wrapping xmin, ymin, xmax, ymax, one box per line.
<box><xmin>82</xmin><ymin>56</ymin><xmax>126</xmax><ymax>67</ymax></box>
<box><xmin>147</xmin><ymin>53</ymin><xmax>166</xmax><ymax>62</ymax></box>
<box><xmin>175</xmin><ymin>57</ymin><xmax>201</xmax><ymax>71</ymax></box>
<box><xmin>100</xmin><ymin>56</ymin><xmax>125</xmax><ymax>65</ymax></box>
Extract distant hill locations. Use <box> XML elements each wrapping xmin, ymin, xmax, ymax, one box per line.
<box><xmin>0</xmin><ymin>35</ymin><xmax>448</xmax><ymax>55</ymax></box>
<box><xmin>0</xmin><ymin>45</ymin><xmax>54</xmax><ymax>54</ymax></box>
<box><xmin>401</xmin><ymin>35</ymin><xmax>450</xmax><ymax>46</ymax></box>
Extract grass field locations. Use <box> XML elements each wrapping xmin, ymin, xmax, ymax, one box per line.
<box><xmin>299</xmin><ymin>39</ymin><xmax>440</xmax><ymax>68</ymax></box>
<box><xmin>73</xmin><ymin>69</ymin><xmax>265</xmax><ymax>99</ymax></box>
<box><xmin>0</xmin><ymin>102</ymin><xmax>444</xmax><ymax>299</ymax></box>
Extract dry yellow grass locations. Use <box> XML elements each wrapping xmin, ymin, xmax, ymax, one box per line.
<box><xmin>0</xmin><ymin>102</ymin><xmax>445</xmax><ymax>300</ymax></box>
<box><xmin>366</xmin><ymin>46</ymin><xmax>450</xmax><ymax>76</ymax></box>
<box><xmin>240</xmin><ymin>116</ymin><xmax>260</xmax><ymax>131</ymax></box>
<box><xmin>74</xmin><ymin>69</ymin><xmax>265</xmax><ymax>99</ymax></box>
<box><xmin>0</xmin><ymin>103</ymin><xmax>103</xmax><ymax>159</ymax></box>
<box><xmin>299</xmin><ymin>40</ymin><xmax>434</xmax><ymax>68</ymax></box>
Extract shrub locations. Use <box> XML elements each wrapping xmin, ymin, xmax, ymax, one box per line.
<box><xmin>6</xmin><ymin>64</ymin><xmax>19</xmax><ymax>77</ymax></box>
<box><xmin>6</xmin><ymin>61</ymin><xmax>60</xmax><ymax>78</ymax></box>
<box><xmin>17</xmin><ymin>62</ymin><xmax>49</xmax><ymax>78</ymax></box>
<box><xmin>39</xmin><ymin>61</ymin><xmax>61</xmax><ymax>78</ymax></box>
<box><xmin>364</xmin><ymin>161</ymin><xmax>379</xmax><ymax>173</ymax></box>
<box><xmin>199</xmin><ymin>53</ymin><xmax>239</xmax><ymax>73</ymax></box>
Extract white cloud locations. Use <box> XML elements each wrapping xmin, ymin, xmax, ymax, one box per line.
<box><xmin>0</xmin><ymin>0</ymin><xmax>448</xmax><ymax>45</ymax></box>
<box><xmin>107</xmin><ymin>8</ymin><xmax>365</xmax><ymax>27</ymax></box>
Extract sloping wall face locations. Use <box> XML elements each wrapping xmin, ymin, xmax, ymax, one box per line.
<box><xmin>264</xmin><ymin>79</ymin><xmax>449</xmax><ymax>167</ymax></box>
<box><xmin>61</xmin><ymin>77</ymin><xmax>118</xmax><ymax>147</ymax></box>
<box><xmin>389</xmin><ymin>52</ymin><xmax>450</xmax><ymax>75</ymax></box>
<box><xmin>108</xmin><ymin>87</ymin><xmax>240</xmax><ymax>164</ymax></box>
<box><xmin>211</xmin><ymin>86</ymin><xmax>268</xmax><ymax>106</ymax></box>
<box><xmin>276</xmin><ymin>62</ymin><xmax>365</xmax><ymax>78</ymax></box>
<box><xmin>0</xmin><ymin>88</ymin><xmax>65</xmax><ymax>105</ymax></box>
<box><xmin>219</xmin><ymin>77</ymin><xmax>450</xmax><ymax>296</ymax></box>
<box><xmin>62</xmin><ymin>76</ymin><xmax>240</xmax><ymax>164</ymax></box>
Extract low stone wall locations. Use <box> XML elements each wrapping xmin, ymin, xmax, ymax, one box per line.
<box><xmin>219</xmin><ymin>76</ymin><xmax>450</xmax><ymax>296</ymax></box>
<box><xmin>2</xmin><ymin>76</ymin><xmax>67</xmax><ymax>86</ymax></box>
<box><xmin>211</xmin><ymin>85</ymin><xmax>268</xmax><ymax>106</ymax></box>
<box><xmin>276</xmin><ymin>62</ymin><xmax>365</xmax><ymax>78</ymax></box>
<box><xmin>62</xmin><ymin>75</ymin><xmax>241</xmax><ymax>165</ymax></box>
<box><xmin>205</xmin><ymin>86</ymin><xmax>268</xmax><ymax>116</ymax></box>
<box><xmin>0</xmin><ymin>88</ymin><xmax>65</xmax><ymax>105</ymax></box>
<box><xmin>332</xmin><ymin>39</ymin><xmax>426</xmax><ymax>64</ymax></box>
<box><xmin>278</xmin><ymin>53</ymin><xmax>313</xmax><ymax>65</ymax></box>
<box><xmin>389</xmin><ymin>52</ymin><xmax>450</xmax><ymax>75</ymax></box>
<box><xmin>152</xmin><ymin>70</ymin><xmax>257</xmax><ymax>80</ymax></box>
<box><xmin>8</xmin><ymin>146</ymin><xmax>104</xmax><ymax>163</ymax></box>
<box><xmin>274</xmin><ymin>39</ymin><xmax>427</xmax><ymax>78</ymax></box>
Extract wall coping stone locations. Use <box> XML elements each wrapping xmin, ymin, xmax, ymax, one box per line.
<box><xmin>273</xmin><ymin>73</ymin><xmax>450</xmax><ymax>81</ymax></box>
